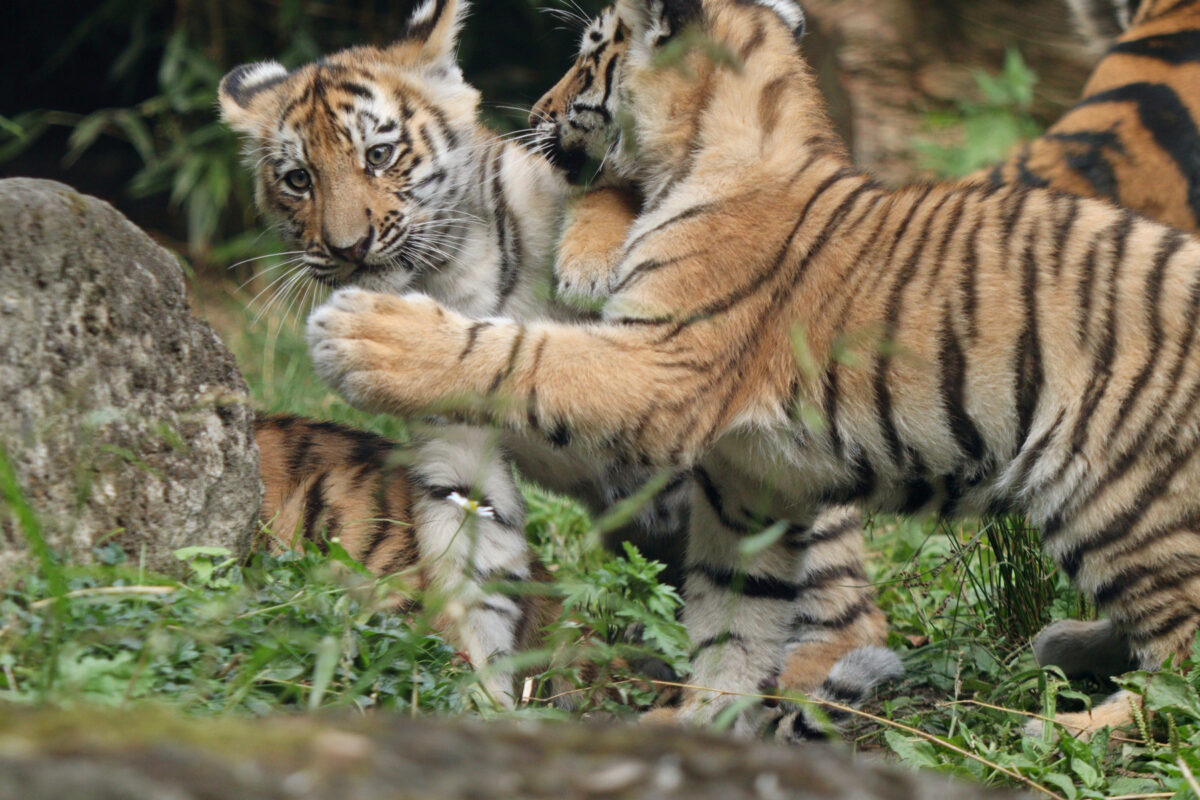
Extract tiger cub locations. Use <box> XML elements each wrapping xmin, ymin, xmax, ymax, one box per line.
<box><xmin>536</xmin><ymin>0</ymin><xmax>1200</xmax><ymax>691</ymax></box>
<box><xmin>539</xmin><ymin>0</ymin><xmax>1200</xmax><ymax>717</ymax></box>
<box><xmin>220</xmin><ymin>0</ymin><xmax>577</xmax><ymax>706</ymax></box>
<box><xmin>307</xmin><ymin>0</ymin><xmax>1200</xmax><ymax>739</ymax></box>
<box><xmin>534</xmin><ymin>4</ymin><xmax>898</xmax><ymax>737</ymax></box>
<box><xmin>977</xmin><ymin>0</ymin><xmax>1200</xmax><ymax>233</ymax></box>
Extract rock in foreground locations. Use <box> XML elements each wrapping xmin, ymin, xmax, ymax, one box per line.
<box><xmin>0</xmin><ymin>178</ymin><xmax>259</xmax><ymax>578</ymax></box>
<box><xmin>0</xmin><ymin>709</ymin><xmax>1028</xmax><ymax>800</ymax></box>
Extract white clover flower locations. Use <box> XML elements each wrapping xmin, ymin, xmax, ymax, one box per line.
<box><xmin>446</xmin><ymin>491</ymin><xmax>496</xmax><ymax>519</ymax></box>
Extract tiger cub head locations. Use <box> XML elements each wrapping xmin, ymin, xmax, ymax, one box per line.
<box><xmin>529</xmin><ymin>6</ymin><xmax>631</xmax><ymax>182</ymax></box>
<box><xmin>219</xmin><ymin>0</ymin><xmax>479</xmax><ymax>293</ymax></box>
<box><xmin>530</xmin><ymin>0</ymin><xmax>807</xmax><ymax>186</ymax></box>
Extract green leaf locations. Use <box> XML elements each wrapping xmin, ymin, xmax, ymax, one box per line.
<box><xmin>1145</xmin><ymin>671</ymin><xmax>1200</xmax><ymax>716</ymax></box>
<box><xmin>1072</xmin><ymin>757</ymin><xmax>1101</xmax><ymax>789</ymax></box>
<box><xmin>884</xmin><ymin>731</ymin><xmax>941</xmax><ymax>769</ymax></box>
<box><xmin>1041</xmin><ymin>772</ymin><xmax>1078</xmax><ymax>800</ymax></box>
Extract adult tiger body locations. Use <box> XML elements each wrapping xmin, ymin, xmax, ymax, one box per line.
<box><xmin>979</xmin><ymin>0</ymin><xmax>1200</xmax><ymax>231</ymax></box>
<box><xmin>308</xmin><ymin>0</ymin><xmax>1200</xmax><ymax>737</ymax></box>
<box><xmin>225</xmin><ymin>0</ymin><xmax>893</xmax><ymax>722</ymax></box>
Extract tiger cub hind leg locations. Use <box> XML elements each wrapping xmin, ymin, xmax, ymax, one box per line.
<box><xmin>1031</xmin><ymin>501</ymin><xmax>1200</xmax><ymax>738</ymax></box>
<box><xmin>255</xmin><ymin>415</ymin><xmax>539</xmax><ymax>708</ymax></box>
<box><xmin>554</xmin><ymin>185</ymin><xmax>642</xmax><ymax>307</ymax></box>
<box><xmin>1032</xmin><ymin>618</ymin><xmax>1138</xmax><ymax>681</ymax></box>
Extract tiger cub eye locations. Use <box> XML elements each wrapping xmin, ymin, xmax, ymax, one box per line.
<box><xmin>284</xmin><ymin>169</ymin><xmax>311</xmax><ymax>191</ymax></box>
<box><xmin>366</xmin><ymin>144</ymin><xmax>395</xmax><ymax>167</ymax></box>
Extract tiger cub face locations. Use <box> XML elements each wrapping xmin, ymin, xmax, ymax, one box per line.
<box><xmin>219</xmin><ymin>0</ymin><xmax>478</xmax><ymax>293</ymax></box>
<box><xmin>531</xmin><ymin>1</ymin><xmax>807</xmax><ymax>186</ymax></box>
<box><xmin>530</xmin><ymin>6</ymin><xmax>630</xmax><ymax>182</ymax></box>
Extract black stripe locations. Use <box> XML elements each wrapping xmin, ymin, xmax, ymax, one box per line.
<box><xmin>1069</xmin><ymin>213</ymin><xmax>1134</xmax><ymax>455</ymax></box>
<box><xmin>960</xmin><ymin>211</ymin><xmax>985</xmax><ymax>341</ymax></box>
<box><xmin>405</xmin><ymin>0</ymin><xmax>450</xmax><ymax>40</ymax></box>
<box><xmin>874</xmin><ymin>191</ymin><xmax>952</xmax><ymax>466</ymax></box>
<box><xmin>1075</xmin><ymin>82</ymin><xmax>1200</xmax><ymax>226</ymax></box>
<box><xmin>1050</xmin><ymin>195</ymin><xmax>1080</xmax><ymax>280</ymax></box>
<box><xmin>782</xmin><ymin>711</ymin><xmax>830</xmax><ymax>741</ymax></box>
<box><xmin>792</xmin><ymin>563</ymin><xmax>868</xmax><ymax>593</ymax></box>
<box><xmin>1013</xmin><ymin>214</ymin><xmax>1047</xmax><ymax>450</ymax></box>
<box><xmin>288</xmin><ymin>433</ymin><xmax>314</xmax><ymax>476</ymax></box>
<box><xmin>791</xmin><ymin>597</ymin><xmax>874</xmax><ymax>629</ymax></box>
<box><xmin>1093</xmin><ymin>553</ymin><xmax>1200</xmax><ymax>608</ymax></box>
<box><xmin>1044</xmin><ymin>130</ymin><xmax>1122</xmax><ymax>203</ymax></box>
<box><xmin>301</xmin><ymin>474</ymin><xmax>327</xmax><ymax>545</ymax></box>
<box><xmin>689</xmin><ymin>565</ymin><xmax>799</xmax><ymax>601</ymax></box>
<box><xmin>487</xmin><ymin>326</ymin><xmax>526</xmax><ymax>395</ymax></box>
<box><xmin>938</xmin><ymin>299</ymin><xmax>986</xmax><ymax>462</ymax></box>
<box><xmin>694</xmin><ymin>467</ymin><xmax>750</xmax><ymax>533</ymax></box>
<box><xmin>692</xmin><ymin>631</ymin><xmax>745</xmax><ymax>655</ymax></box>
<box><xmin>1108</xmin><ymin>30</ymin><xmax>1200</xmax><ymax>64</ymax></box>
<box><xmin>331</xmin><ymin>81</ymin><xmax>374</xmax><ymax>99</ymax></box>
<box><xmin>622</xmin><ymin>201</ymin><xmax>720</xmax><ymax>257</ymax></box>
<box><xmin>611</xmin><ymin>252</ymin><xmax>696</xmax><ymax>294</ymax></box>
<box><xmin>1112</xmin><ymin>229</ymin><xmax>1186</xmax><ymax>436</ymax></box>
<box><xmin>806</xmin><ymin>514</ymin><xmax>859</xmax><ymax>544</ymax></box>
<box><xmin>820</xmin><ymin>678</ymin><xmax>866</xmax><ymax>706</ymax></box>
<box><xmin>459</xmin><ymin>321</ymin><xmax>493</xmax><ymax>360</ymax></box>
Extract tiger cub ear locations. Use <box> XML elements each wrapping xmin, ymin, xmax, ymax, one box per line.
<box><xmin>388</xmin><ymin>0</ymin><xmax>470</xmax><ymax>75</ymax></box>
<box><xmin>218</xmin><ymin>61</ymin><xmax>289</xmax><ymax>134</ymax></box>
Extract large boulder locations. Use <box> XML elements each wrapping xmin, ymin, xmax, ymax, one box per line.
<box><xmin>0</xmin><ymin>178</ymin><xmax>259</xmax><ymax>578</ymax></box>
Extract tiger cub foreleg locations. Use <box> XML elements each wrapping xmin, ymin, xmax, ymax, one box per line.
<box><xmin>669</xmin><ymin>467</ymin><xmax>807</xmax><ymax>737</ymax></box>
<box><xmin>772</xmin><ymin>506</ymin><xmax>900</xmax><ymax>743</ymax></box>
<box><xmin>778</xmin><ymin>506</ymin><xmax>890</xmax><ymax>693</ymax></box>
<box><xmin>554</xmin><ymin>185</ymin><xmax>641</xmax><ymax>306</ymax></box>
<box><xmin>406</xmin><ymin>424</ymin><xmax>533</xmax><ymax>709</ymax></box>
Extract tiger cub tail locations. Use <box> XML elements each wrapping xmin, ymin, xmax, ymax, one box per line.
<box><xmin>774</xmin><ymin>646</ymin><xmax>905</xmax><ymax>744</ymax></box>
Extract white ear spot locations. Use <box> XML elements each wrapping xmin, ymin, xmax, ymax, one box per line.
<box><xmin>409</xmin><ymin>0</ymin><xmax>439</xmax><ymax>26</ymax></box>
<box><xmin>220</xmin><ymin>61</ymin><xmax>289</xmax><ymax>109</ymax></box>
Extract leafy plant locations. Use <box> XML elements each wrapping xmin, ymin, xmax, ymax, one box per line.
<box><xmin>915</xmin><ymin>48</ymin><xmax>1043</xmax><ymax>178</ymax></box>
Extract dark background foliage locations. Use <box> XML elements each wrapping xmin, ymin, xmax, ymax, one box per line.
<box><xmin>1</xmin><ymin>0</ymin><xmax>604</xmax><ymax>269</ymax></box>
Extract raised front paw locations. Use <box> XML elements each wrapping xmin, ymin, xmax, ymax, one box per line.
<box><xmin>306</xmin><ymin>287</ymin><xmax>469</xmax><ymax>415</ymax></box>
<box><xmin>555</xmin><ymin>244</ymin><xmax>622</xmax><ymax>306</ymax></box>
<box><xmin>554</xmin><ymin>187</ymin><xmax>639</xmax><ymax>306</ymax></box>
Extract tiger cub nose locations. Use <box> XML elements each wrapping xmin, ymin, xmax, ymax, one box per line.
<box><xmin>327</xmin><ymin>227</ymin><xmax>375</xmax><ymax>264</ymax></box>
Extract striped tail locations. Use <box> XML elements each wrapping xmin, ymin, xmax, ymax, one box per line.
<box><xmin>773</xmin><ymin>646</ymin><xmax>904</xmax><ymax>743</ymax></box>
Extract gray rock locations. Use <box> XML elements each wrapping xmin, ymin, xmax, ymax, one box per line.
<box><xmin>0</xmin><ymin>710</ymin><xmax>1031</xmax><ymax>800</ymax></box>
<box><xmin>0</xmin><ymin>178</ymin><xmax>259</xmax><ymax>578</ymax></box>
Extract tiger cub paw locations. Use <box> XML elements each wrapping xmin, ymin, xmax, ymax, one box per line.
<box><xmin>555</xmin><ymin>186</ymin><xmax>640</xmax><ymax>306</ymax></box>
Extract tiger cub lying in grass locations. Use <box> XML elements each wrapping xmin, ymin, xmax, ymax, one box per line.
<box><xmin>306</xmin><ymin>0</ymin><xmax>1200</xmax><ymax>739</ymax></box>
<box><xmin>223</xmin><ymin>0</ymin><xmax>894</xmax><ymax>728</ymax></box>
